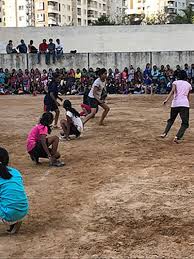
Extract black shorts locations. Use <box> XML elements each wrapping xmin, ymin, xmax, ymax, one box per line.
<box><xmin>88</xmin><ymin>97</ymin><xmax>100</xmax><ymax>109</ymax></box>
<box><xmin>29</xmin><ymin>140</ymin><xmax>51</xmax><ymax>159</ymax></box>
<box><xmin>45</xmin><ymin>102</ymin><xmax>58</xmax><ymax>112</ymax></box>
<box><xmin>70</xmin><ymin>124</ymin><xmax>81</xmax><ymax>137</ymax></box>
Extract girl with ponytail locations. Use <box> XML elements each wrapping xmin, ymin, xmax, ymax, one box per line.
<box><xmin>60</xmin><ymin>100</ymin><xmax>84</xmax><ymax>140</ymax></box>
<box><xmin>0</xmin><ymin>147</ymin><xmax>29</xmax><ymax>234</ymax></box>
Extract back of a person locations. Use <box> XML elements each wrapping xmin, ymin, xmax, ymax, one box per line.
<box><xmin>0</xmin><ymin>167</ymin><xmax>28</xmax><ymax>222</ymax></box>
<box><xmin>89</xmin><ymin>77</ymin><xmax>104</xmax><ymax>99</ymax></box>
<box><xmin>172</xmin><ymin>80</ymin><xmax>191</xmax><ymax>108</ymax></box>
<box><xmin>67</xmin><ymin>111</ymin><xmax>83</xmax><ymax>132</ymax></box>
<box><xmin>19</xmin><ymin>44</ymin><xmax>27</xmax><ymax>53</ymax></box>
<box><xmin>27</xmin><ymin>124</ymin><xmax>47</xmax><ymax>153</ymax></box>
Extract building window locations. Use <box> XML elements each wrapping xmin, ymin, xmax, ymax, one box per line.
<box><xmin>78</xmin><ymin>18</ymin><xmax>81</xmax><ymax>25</ymax></box>
<box><xmin>36</xmin><ymin>2</ymin><xmax>44</xmax><ymax>10</ymax></box>
<box><xmin>19</xmin><ymin>6</ymin><xmax>24</xmax><ymax>10</ymax></box>
<box><xmin>77</xmin><ymin>8</ymin><xmax>81</xmax><ymax>15</ymax></box>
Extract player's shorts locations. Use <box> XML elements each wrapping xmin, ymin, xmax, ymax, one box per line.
<box><xmin>88</xmin><ymin>97</ymin><xmax>100</xmax><ymax>109</ymax></box>
<box><xmin>28</xmin><ymin>139</ymin><xmax>51</xmax><ymax>159</ymax></box>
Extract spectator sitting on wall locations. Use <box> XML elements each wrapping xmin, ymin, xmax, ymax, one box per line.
<box><xmin>16</xmin><ymin>39</ymin><xmax>27</xmax><ymax>54</ymax></box>
<box><xmin>184</xmin><ymin>63</ymin><xmax>191</xmax><ymax>80</ymax></box>
<box><xmin>6</xmin><ymin>40</ymin><xmax>17</xmax><ymax>54</ymax></box>
<box><xmin>174</xmin><ymin>65</ymin><xmax>182</xmax><ymax>80</ymax></box>
<box><xmin>56</xmin><ymin>39</ymin><xmax>63</xmax><ymax>60</ymax></box>
<box><xmin>28</xmin><ymin>40</ymin><xmax>38</xmax><ymax>54</ymax></box>
<box><xmin>38</xmin><ymin>39</ymin><xmax>48</xmax><ymax>64</ymax></box>
<box><xmin>46</xmin><ymin>39</ymin><xmax>56</xmax><ymax>65</ymax></box>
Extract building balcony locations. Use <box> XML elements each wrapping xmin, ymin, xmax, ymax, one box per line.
<box><xmin>166</xmin><ymin>7</ymin><xmax>177</xmax><ymax>15</ymax></box>
<box><xmin>88</xmin><ymin>4</ymin><xmax>98</xmax><ymax>10</ymax></box>
<box><xmin>48</xmin><ymin>3</ymin><xmax>59</xmax><ymax>14</ymax></box>
<box><xmin>48</xmin><ymin>0</ymin><xmax>59</xmax><ymax>4</ymax></box>
<box><xmin>48</xmin><ymin>17</ymin><xmax>59</xmax><ymax>26</ymax></box>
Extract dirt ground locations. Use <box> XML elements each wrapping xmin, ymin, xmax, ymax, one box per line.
<box><xmin>0</xmin><ymin>95</ymin><xmax>193</xmax><ymax>259</ymax></box>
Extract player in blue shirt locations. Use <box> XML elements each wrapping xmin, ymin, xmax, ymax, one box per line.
<box><xmin>0</xmin><ymin>147</ymin><xmax>29</xmax><ymax>234</ymax></box>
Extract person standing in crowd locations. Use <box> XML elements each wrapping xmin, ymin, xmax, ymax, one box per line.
<box><xmin>143</xmin><ymin>63</ymin><xmax>152</xmax><ymax>93</ymax></box>
<box><xmin>46</xmin><ymin>39</ymin><xmax>56</xmax><ymax>65</ymax></box>
<box><xmin>84</xmin><ymin>68</ymin><xmax>110</xmax><ymax>126</ymax></box>
<box><xmin>16</xmin><ymin>40</ymin><xmax>27</xmax><ymax>54</ymax></box>
<box><xmin>6</xmin><ymin>40</ymin><xmax>17</xmax><ymax>54</ymax></box>
<box><xmin>28</xmin><ymin>40</ymin><xmax>38</xmax><ymax>54</ymax></box>
<box><xmin>0</xmin><ymin>147</ymin><xmax>29</xmax><ymax>234</ymax></box>
<box><xmin>44</xmin><ymin>73</ymin><xmax>63</xmax><ymax>128</ymax></box>
<box><xmin>56</xmin><ymin>39</ymin><xmax>63</xmax><ymax>61</ymax></box>
<box><xmin>38</xmin><ymin>39</ymin><xmax>48</xmax><ymax>64</ymax></box>
<box><xmin>161</xmin><ymin>70</ymin><xmax>192</xmax><ymax>143</ymax></box>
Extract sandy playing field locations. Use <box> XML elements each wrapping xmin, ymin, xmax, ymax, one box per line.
<box><xmin>0</xmin><ymin>95</ymin><xmax>193</xmax><ymax>258</ymax></box>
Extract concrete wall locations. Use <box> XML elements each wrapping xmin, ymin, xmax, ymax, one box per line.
<box><xmin>1</xmin><ymin>51</ymin><xmax>194</xmax><ymax>71</ymax></box>
<box><xmin>1</xmin><ymin>25</ymin><xmax>194</xmax><ymax>54</ymax></box>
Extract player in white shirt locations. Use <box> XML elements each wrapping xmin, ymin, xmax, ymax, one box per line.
<box><xmin>84</xmin><ymin>68</ymin><xmax>110</xmax><ymax>126</ymax></box>
<box><xmin>60</xmin><ymin>100</ymin><xmax>83</xmax><ymax>140</ymax></box>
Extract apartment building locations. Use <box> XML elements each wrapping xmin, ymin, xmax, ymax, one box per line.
<box><xmin>0</xmin><ymin>0</ymin><xmax>29</xmax><ymax>27</ymax></box>
<box><xmin>166</xmin><ymin>0</ymin><xmax>187</xmax><ymax>15</ymax></box>
<box><xmin>0</xmin><ymin>0</ymin><xmax>3</xmax><ymax>26</ymax></box>
<box><xmin>126</xmin><ymin>0</ymin><xmax>187</xmax><ymax>17</ymax></box>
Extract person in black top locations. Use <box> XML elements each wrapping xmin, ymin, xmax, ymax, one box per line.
<box><xmin>44</xmin><ymin>73</ymin><xmax>63</xmax><ymax>128</ymax></box>
<box><xmin>46</xmin><ymin>39</ymin><xmax>56</xmax><ymax>65</ymax></box>
<box><xmin>28</xmin><ymin>40</ymin><xmax>38</xmax><ymax>53</ymax></box>
<box><xmin>16</xmin><ymin>40</ymin><xmax>27</xmax><ymax>53</ymax></box>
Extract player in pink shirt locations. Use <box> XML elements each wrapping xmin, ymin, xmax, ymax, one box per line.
<box><xmin>27</xmin><ymin>112</ymin><xmax>64</xmax><ymax>167</ymax></box>
<box><xmin>161</xmin><ymin>70</ymin><xmax>192</xmax><ymax>143</ymax></box>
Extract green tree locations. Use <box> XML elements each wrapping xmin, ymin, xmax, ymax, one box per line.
<box><xmin>92</xmin><ymin>15</ymin><xmax>115</xmax><ymax>26</ymax></box>
<box><xmin>171</xmin><ymin>6</ymin><xmax>194</xmax><ymax>24</ymax></box>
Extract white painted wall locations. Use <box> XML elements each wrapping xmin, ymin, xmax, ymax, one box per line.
<box><xmin>0</xmin><ymin>51</ymin><xmax>194</xmax><ymax>71</ymax></box>
<box><xmin>0</xmin><ymin>25</ymin><xmax>194</xmax><ymax>54</ymax></box>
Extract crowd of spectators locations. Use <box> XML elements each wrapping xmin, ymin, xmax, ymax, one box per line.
<box><xmin>0</xmin><ymin>63</ymin><xmax>194</xmax><ymax>95</ymax></box>
<box><xmin>6</xmin><ymin>39</ymin><xmax>64</xmax><ymax>65</ymax></box>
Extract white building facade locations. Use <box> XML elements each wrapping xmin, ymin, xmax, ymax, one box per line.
<box><xmin>126</xmin><ymin>0</ymin><xmax>187</xmax><ymax>17</ymax></box>
<box><xmin>0</xmin><ymin>0</ymin><xmax>28</xmax><ymax>27</ymax></box>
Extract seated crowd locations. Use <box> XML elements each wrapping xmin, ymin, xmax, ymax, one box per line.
<box><xmin>0</xmin><ymin>63</ymin><xmax>194</xmax><ymax>95</ymax></box>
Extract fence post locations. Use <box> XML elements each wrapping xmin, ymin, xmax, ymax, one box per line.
<box><xmin>26</xmin><ymin>53</ymin><xmax>29</xmax><ymax>71</ymax></box>
<box><xmin>87</xmin><ymin>53</ymin><xmax>90</xmax><ymax>70</ymax></box>
<box><xmin>150</xmin><ymin>51</ymin><xmax>153</xmax><ymax>67</ymax></box>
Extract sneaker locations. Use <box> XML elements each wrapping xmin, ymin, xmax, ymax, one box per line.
<box><xmin>173</xmin><ymin>137</ymin><xmax>182</xmax><ymax>144</ymax></box>
<box><xmin>50</xmin><ymin>161</ymin><xmax>65</xmax><ymax>167</ymax></box>
<box><xmin>160</xmin><ymin>133</ymin><xmax>167</xmax><ymax>138</ymax></box>
<box><xmin>59</xmin><ymin>135</ymin><xmax>66</xmax><ymax>141</ymax></box>
<box><xmin>8</xmin><ymin>221</ymin><xmax>22</xmax><ymax>234</ymax></box>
